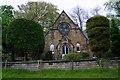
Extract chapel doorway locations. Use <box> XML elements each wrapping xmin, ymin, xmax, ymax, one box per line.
<box><xmin>61</xmin><ymin>43</ymin><xmax>70</xmax><ymax>59</ymax></box>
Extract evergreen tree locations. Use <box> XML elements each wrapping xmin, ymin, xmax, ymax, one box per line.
<box><xmin>86</xmin><ymin>15</ymin><xmax>110</xmax><ymax>58</ymax></box>
<box><xmin>110</xmin><ymin>19</ymin><xmax>120</xmax><ymax>57</ymax></box>
<box><xmin>7</xmin><ymin>19</ymin><xmax>45</xmax><ymax>61</ymax></box>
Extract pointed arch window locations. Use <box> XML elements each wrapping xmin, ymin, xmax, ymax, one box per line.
<box><xmin>76</xmin><ymin>43</ymin><xmax>80</xmax><ymax>52</ymax></box>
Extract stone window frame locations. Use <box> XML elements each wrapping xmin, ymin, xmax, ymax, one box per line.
<box><xmin>58</xmin><ymin>22</ymin><xmax>70</xmax><ymax>36</ymax></box>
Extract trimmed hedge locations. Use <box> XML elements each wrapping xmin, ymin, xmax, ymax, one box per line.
<box><xmin>86</xmin><ymin>15</ymin><xmax>110</xmax><ymax>58</ymax></box>
<box><xmin>86</xmin><ymin>15</ymin><xmax>109</xmax><ymax>29</ymax></box>
<box><xmin>7</xmin><ymin>18</ymin><xmax>45</xmax><ymax>60</ymax></box>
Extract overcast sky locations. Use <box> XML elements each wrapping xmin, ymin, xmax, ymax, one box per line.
<box><xmin>0</xmin><ymin>0</ymin><xmax>109</xmax><ymax>15</ymax></box>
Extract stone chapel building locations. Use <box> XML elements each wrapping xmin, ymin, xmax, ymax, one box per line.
<box><xmin>44</xmin><ymin>11</ymin><xmax>90</xmax><ymax>60</ymax></box>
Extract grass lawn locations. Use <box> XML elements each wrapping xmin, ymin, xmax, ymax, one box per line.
<box><xmin>2</xmin><ymin>68</ymin><xmax>119</xmax><ymax>78</ymax></box>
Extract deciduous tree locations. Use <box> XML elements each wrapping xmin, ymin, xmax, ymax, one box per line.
<box><xmin>70</xmin><ymin>6</ymin><xmax>89</xmax><ymax>31</ymax></box>
<box><xmin>0</xmin><ymin>5</ymin><xmax>14</xmax><ymax>60</ymax></box>
<box><xmin>90</xmin><ymin>6</ymin><xmax>101</xmax><ymax>16</ymax></box>
<box><xmin>104</xmin><ymin>0</ymin><xmax>120</xmax><ymax>17</ymax></box>
<box><xmin>0</xmin><ymin>5</ymin><xmax>14</xmax><ymax>27</ymax></box>
<box><xmin>70</xmin><ymin>6</ymin><xmax>89</xmax><ymax>44</ymax></box>
<box><xmin>14</xmin><ymin>1</ymin><xmax>59</xmax><ymax>32</ymax></box>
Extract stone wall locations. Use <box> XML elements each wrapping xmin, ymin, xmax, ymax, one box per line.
<box><xmin>40</xmin><ymin>61</ymin><xmax>99</xmax><ymax>70</ymax></box>
<box><xmin>3</xmin><ymin>60</ymin><xmax>119</xmax><ymax>71</ymax></box>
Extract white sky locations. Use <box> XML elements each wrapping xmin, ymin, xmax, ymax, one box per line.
<box><xmin>0</xmin><ymin>0</ymin><xmax>109</xmax><ymax>15</ymax></box>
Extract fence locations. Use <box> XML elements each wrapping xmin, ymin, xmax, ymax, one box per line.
<box><xmin>2</xmin><ymin>58</ymin><xmax>120</xmax><ymax>70</ymax></box>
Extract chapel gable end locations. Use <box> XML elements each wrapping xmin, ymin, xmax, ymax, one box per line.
<box><xmin>51</xmin><ymin>10</ymin><xmax>78</xmax><ymax>29</ymax></box>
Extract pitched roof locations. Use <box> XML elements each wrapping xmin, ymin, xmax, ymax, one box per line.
<box><xmin>45</xmin><ymin>10</ymin><xmax>78</xmax><ymax>36</ymax></box>
<box><xmin>50</xmin><ymin>10</ymin><xmax>78</xmax><ymax>29</ymax></box>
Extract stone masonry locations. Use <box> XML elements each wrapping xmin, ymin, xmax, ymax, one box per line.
<box><xmin>44</xmin><ymin>10</ymin><xmax>90</xmax><ymax>60</ymax></box>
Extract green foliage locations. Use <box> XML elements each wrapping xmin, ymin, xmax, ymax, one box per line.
<box><xmin>14</xmin><ymin>1</ymin><xmax>59</xmax><ymax>32</ymax></box>
<box><xmin>63</xmin><ymin>52</ymin><xmax>90</xmax><ymax>60</ymax></box>
<box><xmin>105</xmin><ymin>49</ymin><xmax>113</xmax><ymax>58</ymax></box>
<box><xmin>96</xmin><ymin>58</ymin><xmax>110</xmax><ymax>68</ymax></box>
<box><xmin>109</xmin><ymin>18</ymin><xmax>120</xmax><ymax>57</ymax></box>
<box><xmin>86</xmin><ymin>15</ymin><xmax>110</xmax><ymax>58</ymax></box>
<box><xmin>1</xmin><ymin>5</ymin><xmax>14</xmax><ymax>54</ymax></box>
<box><xmin>63</xmin><ymin>52</ymin><xmax>82</xmax><ymax>60</ymax></box>
<box><xmin>0</xmin><ymin>5</ymin><xmax>14</xmax><ymax>27</ymax></box>
<box><xmin>43</xmin><ymin>51</ymin><xmax>53</xmax><ymax>60</ymax></box>
<box><xmin>86</xmin><ymin>16</ymin><xmax>109</xmax><ymax>29</ymax></box>
<box><xmin>7</xmin><ymin>18</ymin><xmax>45</xmax><ymax>60</ymax></box>
<box><xmin>81</xmin><ymin>52</ymin><xmax>90</xmax><ymax>59</ymax></box>
<box><xmin>2</xmin><ymin>26</ymin><xmax>9</xmax><ymax>53</ymax></box>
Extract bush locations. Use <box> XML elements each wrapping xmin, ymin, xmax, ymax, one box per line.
<box><xmin>63</xmin><ymin>52</ymin><xmax>90</xmax><ymax>60</ymax></box>
<box><xmin>96</xmin><ymin>58</ymin><xmax>109</xmax><ymax>68</ymax></box>
<box><xmin>63</xmin><ymin>52</ymin><xmax>81</xmax><ymax>60</ymax></box>
<box><xmin>105</xmin><ymin>49</ymin><xmax>113</xmax><ymax>58</ymax></box>
<box><xmin>43</xmin><ymin>51</ymin><xmax>53</xmax><ymax>60</ymax></box>
<box><xmin>81</xmin><ymin>52</ymin><xmax>90</xmax><ymax>59</ymax></box>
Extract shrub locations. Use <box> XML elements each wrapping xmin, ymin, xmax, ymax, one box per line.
<box><xmin>81</xmin><ymin>52</ymin><xmax>90</xmax><ymax>59</ymax></box>
<box><xmin>86</xmin><ymin>15</ymin><xmax>110</xmax><ymax>58</ymax></box>
<box><xmin>105</xmin><ymin>49</ymin><xmax>113</xmax><ymax>58</ymax></box>
<box><xmin>43</xmin><ymin>51</ymin><xmax>53</xmax><ymax>60</ymax></box>
<box><xmin>63</xmin><ymin>52</ymin><xmax>90</xmax><ymax>60</ymax></box>
<box><xmin>96</xmin><ymin>58</ymin><xmax>109</xmax><ymax>68</ymax></box>
<box><xmin>63</xmin><ymin>52</ymin><xmax>82</xmax><ymax>60</ymax></box>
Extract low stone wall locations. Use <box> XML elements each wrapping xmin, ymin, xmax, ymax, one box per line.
<box><xmin>39</xmin><ymin>60</ymin><xmax>119</xmax><ymax>70</ymax></box>
<box><xmin>3</xmin><ymin>59</ymin><xmax>119</xmax><ymax>70</ymax></box>
<box><xmin>11</xmin><ymin>63</ymin><xmax>39</xmax><ymax>70</ymax></box>
<box><xmin>40</xmin><ymin>61</ymin><xmax>99</xmax><ymax>70</ymax></box>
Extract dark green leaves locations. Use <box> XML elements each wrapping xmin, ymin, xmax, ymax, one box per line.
<box><xmin>86</xmin><ymin>15</ymin><xmax>110</xmax><ymax>58</ymax></box>
<box><xmin>7</xmin><ymin>18</ymin><xmax>45</xmax><ymax>59</ymax></box>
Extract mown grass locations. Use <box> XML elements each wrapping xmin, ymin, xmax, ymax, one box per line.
<box><xmin>2</xmin><ymin>68</ymin><xmax>119</xmax><ymax>78</ymax></box>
